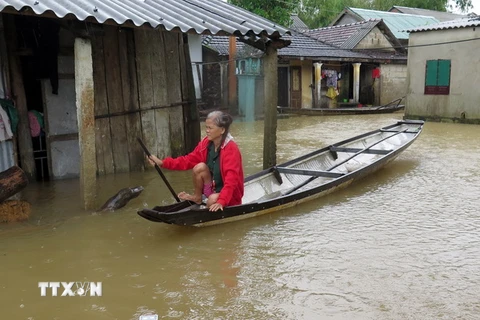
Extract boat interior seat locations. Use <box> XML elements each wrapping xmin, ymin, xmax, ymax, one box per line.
<box><xmin>330</xmin><ymin>146</ymin><xmax>391</xmax><ymax>155</ymax></box>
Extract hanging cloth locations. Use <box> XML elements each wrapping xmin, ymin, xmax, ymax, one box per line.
<box><xmin>0</xmin><ymin>105</ymin><xmax>13</xmax><ymax>141</ymax></box>
<box><xmin>325</xmin><ymin>70</ymin><xmax>338</xmax><ymax>88</ymax></box>
<box><xmin>0</xmin><ymin>99</ymin><xmax>18</xmax><ymax>133</ymax></box>
<box><xmin>28</xmin><ymin>111</ymin><xmax>41</xmax><ymax>137</ymax></box>
<box><xmin>326</xmin><ymin>87</ymin><xmax>338</xmax><ymax>100</ymax></box>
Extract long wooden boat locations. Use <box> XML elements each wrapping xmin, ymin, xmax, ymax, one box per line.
<box><xmin>277</xmin><ymin>104</ymin><xmax>405</xmax><ymax>116</ymax></box>
<box><xmin>138</xmin><ymin>120</ymin><xmax>424</xmax><ymax>227</ymax></box>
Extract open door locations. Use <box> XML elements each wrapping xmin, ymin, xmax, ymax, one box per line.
<box><xmin>277</xmin><ymin>66</ymin><xmax>289</xmax><ymax>108</ymax></box>
<box><xmin>290</xmin><ymin>66</ymin><xmax>301</xmax><ymax>109</ymax></box>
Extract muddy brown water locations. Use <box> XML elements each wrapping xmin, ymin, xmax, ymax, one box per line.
<box><xmin>1</xmin><ymin>113</ymin><xmax>479</xmax><ymax>319</ymax></box>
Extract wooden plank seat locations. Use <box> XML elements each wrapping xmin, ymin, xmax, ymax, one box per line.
<box><xmin>380</xmin><ymin>129</ymin><xmax>416</xmax><ymax>133</ymax></box>
<box><xmin>275</xmin><ymin>167</ymin><xmax>345</xmax><ymax>178</ymax></box>
<box><xmin>329</xmin><ymin>146</ymin><xmax>392</xmax><ymax>155</ymax></box>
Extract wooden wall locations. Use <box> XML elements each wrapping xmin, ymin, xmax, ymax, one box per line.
<box><xmin>92</xmin><ymin>26</ymin><xmax>187</xmax><ymax>175</ymax></box>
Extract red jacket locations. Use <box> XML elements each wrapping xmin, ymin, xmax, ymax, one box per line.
<box><xmin>162</xmin><ymin>136</ymin><xmax>244</xmax><ymax>207</ymax></box>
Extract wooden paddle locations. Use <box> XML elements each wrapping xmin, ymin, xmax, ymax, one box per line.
<box><xmin>137</xmin><ymin>138</ymin><xmax>180</xmax><ymax>203</ymax></box>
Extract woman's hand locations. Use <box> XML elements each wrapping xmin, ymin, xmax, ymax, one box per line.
<box><xmin>209</xmin><ymin>203</ymin><xmax>224</xmax><ymax>212</ymax></box>
<box><xmin>147</xmin><ymin>155</ymin><xmax>163</xmax><ymax>167</ymax></box>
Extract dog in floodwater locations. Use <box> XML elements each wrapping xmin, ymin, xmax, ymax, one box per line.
<box><xmin>99</xmin><ymin>186</ymin><xmax>144</xmax><ymax>211</ymax></box>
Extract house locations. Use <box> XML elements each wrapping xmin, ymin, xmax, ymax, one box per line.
<box><xmin>329</xmin><ymin>7</ymin><xmax>440</xmax><ymax>46</ymax></box>
<box><xmin>202</xmin><ymin>15</ymin><xmax>407</xmax><ymax>115</ymax></box>
<box><xmin>304</xmin><ymin>19</ymin><xmax>407</xmax><ymax>107</ymax></box>
<box><xmin>0</xmin><ymin>0</ymin><xmax>290</xmax><ymax>208</ymax></box>
<box><xmin>404</xmin><ymin>17</ymin><xmax>480</xmax><ymax>123</ymax></box>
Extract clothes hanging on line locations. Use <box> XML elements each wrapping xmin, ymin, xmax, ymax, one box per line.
<box><xmin>322</xmin><ymin>70</ymin><xmax>338</xmax><ymax>88</ymax></box>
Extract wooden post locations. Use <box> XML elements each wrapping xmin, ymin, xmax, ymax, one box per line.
<box><xmin>228</xmin><ymin>36</ymin><xmax>237</xmax><ymax>112</ymax></box>
<box><xmin>263</xmin><ymin>45</ymin><xmax>278</xmax><ymax>170</ymax></box>
<box><xmin>220</xmin><ymin>62</ymin><xmax>228</xmax><ymax>107</ymax></box>
<box><xmin>3</xmin><ymin>15</ymin><xmax>36</xmax><ymax>180</ymax></box>
<box><xmin>195</xmin><ymin>63</ymin><xmax>203</xmax><ymax>94</ymax></box>
<box><xmin>74</xmin><ymin>38</ymin><xmax>97</xmax><ymax>210</ymax></box>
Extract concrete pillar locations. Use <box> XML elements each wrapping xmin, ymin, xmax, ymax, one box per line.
<box><xmin>353</xmin><ymin>63</ymin><xmax>361</xmax><ymax>103</ymax></box>
<box><xmin>75</xmin><ymin>38</ymin><xmax>97</xmax><ymax>210</ymax></box>
<box><xmin>313</xmin><ymin>62</ymin><xmax>323</xmax><ymax>108</ymax></box>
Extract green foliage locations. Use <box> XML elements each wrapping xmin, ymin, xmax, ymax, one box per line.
<box><xmin>229</xmin><ymin>0</ymin><xmax>299</xmax><ymax>27</ymax></box>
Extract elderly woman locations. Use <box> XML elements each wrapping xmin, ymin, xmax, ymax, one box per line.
<box><xmin>148</xmin><ymin>111</ymin><xmax>244</xmax><ymax>212</ymax></box>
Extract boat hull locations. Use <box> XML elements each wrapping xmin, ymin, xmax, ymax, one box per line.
<box><xmin>138</xmin><ymin>120</ymin><xmax>424</xmax><ymax>227</ymax></box>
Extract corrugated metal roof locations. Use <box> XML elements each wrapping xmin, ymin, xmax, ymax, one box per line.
<box><xmin>0</xmin><ymin>0</ymin><xmax>290</xmax><ymax>37</ymax></box>
<box><xmin>389</xmin><ymin>6</ymin><xmax>468</xmax><ymax>22</ymax></box>
<box><xmin>406</xmin><ymin>16</ymin><xmax>480</xmax><ymax>32</ymax></box>
<box><xmin>348</xmin><ymin>7</ymin><xmax>440</xmax><ymax>39</ymax></box>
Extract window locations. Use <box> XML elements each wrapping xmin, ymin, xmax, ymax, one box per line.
<box><xmin>424</xmin><ymin>59</ymin><xmax>451</xmax><ymax>95</ymax></box>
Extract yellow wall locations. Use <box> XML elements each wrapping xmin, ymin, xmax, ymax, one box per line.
<box><xmin>290</xmin><ymin>60</ymin><xmax>313</xmax><ymax>108</ymax></box>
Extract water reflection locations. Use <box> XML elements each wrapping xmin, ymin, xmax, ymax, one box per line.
<box><xmin>1</xmin><ymin>114</ymin><xmax>480</xmax><ymax>319</ymax></box>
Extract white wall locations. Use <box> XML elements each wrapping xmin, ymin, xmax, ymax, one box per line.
<box><xmin>405</xmin><ymin>27</ymin><xmax>480</xmax><ymax>121</ymax></box>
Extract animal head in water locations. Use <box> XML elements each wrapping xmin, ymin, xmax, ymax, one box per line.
<box><xmin>100</xmin><ymin>186</ymin><xmax>144</xmax><ymax>211</ymax></box>
<box><xmin>129</xmin><ymin>186</ymin><xmax>144</xmax><ymax>197</ymax></box>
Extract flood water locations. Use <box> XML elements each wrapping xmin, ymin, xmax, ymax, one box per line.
<box><xmin>1</xmin><ymin>113</ymin><xmax>480</xmax><ymax>319</ymax></box>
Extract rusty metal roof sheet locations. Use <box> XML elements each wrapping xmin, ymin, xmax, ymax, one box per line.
<box><xmin>0</xmin><ymin>0</ymin><xmax>290</xmax><ymax>37</ymax></box>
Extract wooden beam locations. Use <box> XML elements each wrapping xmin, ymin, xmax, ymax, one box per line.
<box><xmin>263</xmin><ymin>44</ymin><xmax>278</xmax><ymax>169</ymax></box>
<box><xmin>228</xmin><ymin>36</ymin><xmax>237</xmax><ymax>112</ymax></box>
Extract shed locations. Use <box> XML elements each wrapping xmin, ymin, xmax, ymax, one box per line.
<box><xmin>0</xmin><ymin>0</ymin><xmax>290</xmax><ymax>208</ymax></box>
<box><xmin>404</xmin><ymin>17</ymin><xmax>480</xmax><ymax>123</ymax></box>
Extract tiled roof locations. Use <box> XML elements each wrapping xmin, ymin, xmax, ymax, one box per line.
<box><xmin>304</xmin><ymin>20</ymin><xmax>381</xmax><ymax>49</ymax></box>
<box><xmin>0</xmin><ymin>0</ymin><xmax>290</xmax><ymax>37</ymax></box>
<box><xmin>279</xmin><ymin>31</ymin><xmax>371</xmax><ymax>59</ymax></box>
<box><xmin>290</xmin><ymin>14</ymin><xmax>309</xmax><ymax>32</ymax></box>
<box><xmin>342</xmin><ymin>8</ymin><xmax>440</xmax><ymax>39</ymax></box>
<box><xmin>203</xmin><ymin>32</ymin><xmax>405</xmax><ymax>62</ymax></box>
<box><xmin>406</xmin><ymin>16</ymin><xmax>480</xmax><ymax>32</ymax></box>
